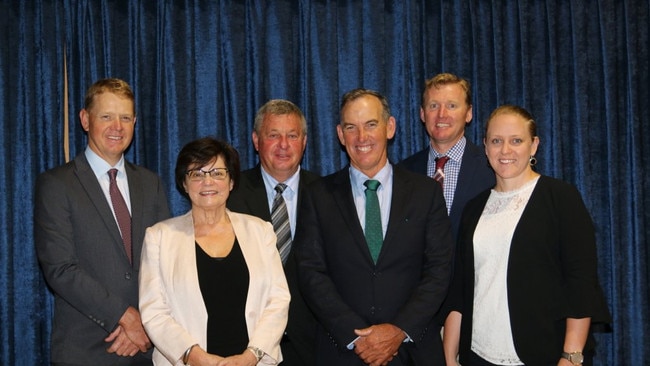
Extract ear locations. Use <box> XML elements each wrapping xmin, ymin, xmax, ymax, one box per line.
<box><xmin>419</xmin><ymin>107</ymin><xmax>425</xmax><ymax>123</ymax></box>
<box><xmin>465</xmin><ymin>105</ymin><xmax>473</xmax><ymax>124</ymax></box>
<box><xmin>336</xmin><ymin>124</ymin><xmax>346</xmax><ymax>146</ymax></box>
<box><xmin>80</xmin><ymin>109</ymin><xmax>90</xmax><ymax>131</ymax></box>
<box><xmin>386</xmin><ymin>116</ymin><xmax>396</xmax><ymax>139</ymax></box>
<box><xmin>531</xmin><ymin>136</ymin><xmax>540</xmax><ymax>156</ymax></box>
<box><xmin>252</xmin><ymin>131</ymin><xmax>260</xmax><ymax>152</ymax></box>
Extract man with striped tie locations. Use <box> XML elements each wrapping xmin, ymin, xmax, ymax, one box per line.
<box><xmin>227</xmin><ymin>99</ymin><xmax>320</xmax><ymax>366</ymax></box>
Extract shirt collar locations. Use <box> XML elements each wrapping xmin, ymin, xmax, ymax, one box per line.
<box><xmin>260</xmin><ymin>165</ymin><xmax>301</xmax><ymax>196</ymax></box>
<box><xmin>429</xmin><ymin>136</ymin><xmax>466</xmax><ymax>163</ymax></box>
<box><xmin>85</xmin><ymin>147</ymin><xmax>126</xmax><ymax>178</ymax></box>
<box><xmin>349</xmin><ymin>160</ymin><xmax>392</xmax><ymax>191</ymax></box>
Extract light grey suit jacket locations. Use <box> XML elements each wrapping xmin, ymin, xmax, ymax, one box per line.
<box><xmin>34</xmin><ymin>153</ymin><xmax>170</xmax><ymax>365</ymax></box>
<box><xmin>139</xmin><ymin>210</ymin><xmax>290</xmax><ymax>366</ymax></box>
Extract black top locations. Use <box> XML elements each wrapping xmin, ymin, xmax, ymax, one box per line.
<box><xmin>196</xmin><ymin>238</ymin><xmax>250</xmax><ymax>357</ymax></box>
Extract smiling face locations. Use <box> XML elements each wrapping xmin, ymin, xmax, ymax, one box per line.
<box><xmin>484</xmin><ymin>111</ymin><xmax>539</xmax><ymax>190</ymax></box>
<box><xmin>337</xmin><ymin>95</ymin><xmax>396</xmax><ymax>178</ymax></box>
<box><xmin>183</xmin><ymin>156</ymin><xmax>234</xmax><ymax>211</ymax></box>
<box><xmin>420</xmin><ymin>83</ymin><xmax>472</xmax><ymax>153</ymax></box>
<box><xmin>252</xmin><ymin>112</ymin><xmax>307</xmax><ymax>182</ymax></box>
<box><xmin>80</xmin><ymin>92</ymin><xmax>136</xmax><ymax>166</ymax></box>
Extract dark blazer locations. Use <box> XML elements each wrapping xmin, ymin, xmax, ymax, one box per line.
<box><xmin>227</xmin><ymin>165</ymin><xmax>321</xmax><ymax>366</ymax></box>
<box><xmin>448</xmin><ymin>176</ymin><xmax>611</xmax><ymax>365</ymax></box>
<box><xmin>399</xmin><ymin>139</ymin><xmax>495</xmax><ymax>238</ymax></box>
<box><xmin>34</xmin><ymin>153</ymin><xmax>170</xmax><ymax>366</ymax></box>
<box><xmin>295</xmin><ymin>164</ymin><xmax>455</xmax><ymax>366</ymax></box>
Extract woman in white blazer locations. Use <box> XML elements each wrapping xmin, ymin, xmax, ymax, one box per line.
<box><xmin>140</xmin><ymin>137</ymin><xmax>290</xmax><ymax>366</ymax></box>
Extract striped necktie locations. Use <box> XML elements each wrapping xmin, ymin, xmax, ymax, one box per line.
<box><xmin>271</xmin><ymin>183</ymin><xmax>291</xmax><ymax>265</ymax></box>
<box><xmin>433</xmin><ymin>156</ymin><xmax>450</xmax><ymax>187</ymax></box>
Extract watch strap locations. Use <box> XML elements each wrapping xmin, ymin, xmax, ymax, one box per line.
<box><xmin>247</xmin><ymin>346</ymin><xmax>264</xmax><ymax>362</ymax></box>
<box><xmin>561</xmin><ymin>351</ymin><xmax>584</xmax><ymax>364</ymax></box>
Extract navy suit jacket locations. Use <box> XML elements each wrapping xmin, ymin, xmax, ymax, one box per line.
<box><xmin>295</xmin><ymin>164</ymin><xmax>454</xmax><ymax>366</ymax></box>
<box><xmin>399</xmin><ymin>139</ymin><xmax>495</xmax><ymax>239</ymax></box>
<box><xmin>448</xmin><ymin>176</ymin><xmax>611</xmax><ymax>365</ymax></box>
<box><xmin>227</xmin><ymin>165</ymin><xmax>320</xmax><ymax>366</ymax></box>
<box><xmin>35</xmin><ymin>153</ymin><xmax>170</xmax><ymax>365</ymax></box>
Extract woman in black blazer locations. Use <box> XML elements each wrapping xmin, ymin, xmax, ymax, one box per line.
<box><xmin>444</xmin><ymin>105</ymin><xmax>610</xmax><ymax>366</ymax></box>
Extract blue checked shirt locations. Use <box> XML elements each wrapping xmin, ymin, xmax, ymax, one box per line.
<box><xmin>427</xmin><ymin>137</ymin><xmax>467</xmax><ymax>214</ymax></box>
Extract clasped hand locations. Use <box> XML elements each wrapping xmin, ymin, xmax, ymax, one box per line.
<box><xmin>184</xmin><ymin>346</ymin><xmax>259</xmax><ymax>366</ymax></box>
<box><xmin>353</xmin><ymin>323</ymin><xmax>405</xmax><ymax>366</ymax></box>
<box><xmin>104</xmin><ymin>306</ymin><xmax>151</xmax><ymax>356</ymax></box>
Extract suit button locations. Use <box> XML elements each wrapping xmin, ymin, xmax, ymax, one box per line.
<box><xmin>370</xmin><ymin>306</ymin><xmax>375</xmax><ymax>315</ymax></box>
<box><xmin>125</xmin><ymin>272</ymin><xmax>132</xmax><ymax>280</ymax></box>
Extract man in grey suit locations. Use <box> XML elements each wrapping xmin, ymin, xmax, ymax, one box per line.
<box><xmin>296</xmin><ymin>89</ymin><xmax>454</xmax><ymax>365</ymax></box>
<box><xmin>35</xmin><ymin>78</ymin><xmax>170</xmax><ymax>365</ymax></box>
<box><xmin>227</xmin><ymin>99</ymin><xmax>320</xmax><ymax>366</ymax></box>
<box><xmin>399</xmin><ymin>73</ymin><xmax>495</xmax><ymax>238</ymax></box>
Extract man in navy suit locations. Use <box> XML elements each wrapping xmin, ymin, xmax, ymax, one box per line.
<box><xmin>227</xmin><ymin>99</ymin><xmax>320</xmax><ymax>366</ymax></box>
<box><xmin>399</xmin><ymin>73</ymin><xmax>495</xmax><ymax>238</ymax></box>
<box><xmin>35</xmin><ymin>78</ymin><xmax>170</xmax><ymax>365</ymax></box>
<box><xmin>296</xmin><ymin>89</ymin><xmax>454</xmax><ymax>365</ymax></box>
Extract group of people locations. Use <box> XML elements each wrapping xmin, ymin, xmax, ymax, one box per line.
<box><xmin>34</xmin><ymin>74</ymin><xmax>610</xmax><ymax>366</ymax></box>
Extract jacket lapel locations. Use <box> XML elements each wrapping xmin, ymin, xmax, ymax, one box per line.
<box><xmin>331</xmin><ymin>168</ymin><xmax>373</xmax><ymax>262</ymax></box>
<box><xmin>245</xmin><ymin>166</ymin><xmax>273</xmax><ymax>221</ymax></box>
<box><xmin>126</xmin><ymin>163</ymin><xmax>146</xmax><ymax>269</ymax></box>
<box><xmin>73</xmin><ymin>155</ymin><xmax>125</xmax><ymax>258</ymax></box>
<box><xmin>383</xmin><ymin>167</ymin><xmax>409</xmax><ymax>248</ymax></box>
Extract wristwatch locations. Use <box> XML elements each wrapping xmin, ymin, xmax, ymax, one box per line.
<box><xmin>247</xmin><ymin>346</ymin><xmax>264</xmax><ymax>362</ymax></box>
<box><xmin>561</xmin><ymin>351</ymin><xmax>584</xmax><ymax>365</ymax></box>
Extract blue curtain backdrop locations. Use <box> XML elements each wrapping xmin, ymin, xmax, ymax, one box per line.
<box><xmin>1</xmin><ymin>0</ymin><xmax>648</xmax><ymax>364</ymax></box>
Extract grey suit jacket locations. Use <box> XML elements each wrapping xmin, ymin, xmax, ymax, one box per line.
<box><xmin>35</xmin><ymin>153</ymin><xmax>170</xmax><ymax>365</ymax></box>
<box><xmin>295</xmin><ymin>164</ymin><xmax>454</xmax><ymax>366</ymax></box>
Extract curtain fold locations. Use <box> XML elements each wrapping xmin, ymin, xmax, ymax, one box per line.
<box><xmin>0</xmin><ymin>1</ymin><xmax>65</xmax><ymax>365</ymax></box>
<box><xmin>1</xmin><ymin>0</ymin><xmax>648</xmax><ymax>364</ymax></box>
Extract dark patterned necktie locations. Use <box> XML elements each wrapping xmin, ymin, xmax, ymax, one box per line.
<box><xmin>433</xmin><ymin>156</ymin><xmax>450</xmax><ymax>187</ymax></box>
<box><xmin>108</xmin><ymin>169</ymin><xmax>132</xmax><ymax>265</ymax></box>
<box><xmin>364</xmin><ymin>179</ymin><xmax>382</xmax><ymax>263</ymax></box>
<box><xmin>271</xmin><ymin>183</ymin><xmax>291</xmax><ymax>265</ymax></box>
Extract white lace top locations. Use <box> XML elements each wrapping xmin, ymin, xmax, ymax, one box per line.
<box><xmin>470</xmin><ymin>176</ymin><xmax>539</xmax><ymax>365</ymax></box>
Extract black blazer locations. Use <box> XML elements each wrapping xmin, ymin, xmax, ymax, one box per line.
<box><xmin>399</xmin><ymin>139</ymin><xmax>495</xmax><ymax>238</ymax></box>
<box><xmin>227</xmin><ymin>165</ymin><xmax>320</xmax><ymax>366</ymax></box>
<box><xmin>295</xmin><ymin>164</ymin><xmax>454</xmax><ymax>366</ymax></box>
<box><xmin>34</xmin><ymin>153</ymin><xmax>170</xmax><ymax>365</ymax></box>
<box><xmin>448</xmin><ymin>176</ymin><xmax>611</xmax><ymax>365</ymax></box>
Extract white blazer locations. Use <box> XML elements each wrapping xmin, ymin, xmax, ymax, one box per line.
<box><xmin>139</xmin><ymin>210</ymin><xmax>290</xmax><ymax>365</ymax></box>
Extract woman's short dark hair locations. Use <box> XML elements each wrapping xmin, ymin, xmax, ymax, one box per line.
<box><xmin>174</xmin><ymin>137</ymin><xmax>241</xmax><ymax>198</ymax></box>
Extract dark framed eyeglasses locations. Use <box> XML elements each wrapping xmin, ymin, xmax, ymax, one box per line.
<box><xmin>186</xmin><ymin>168</ymin><xmax>229</xmax><ymax>181</ymax></box>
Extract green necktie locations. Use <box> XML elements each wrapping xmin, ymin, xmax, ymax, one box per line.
<box><xmin>364</xmin><ymin>179</ymin><xmax>382</xmax><ymax>263</ymax></box>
